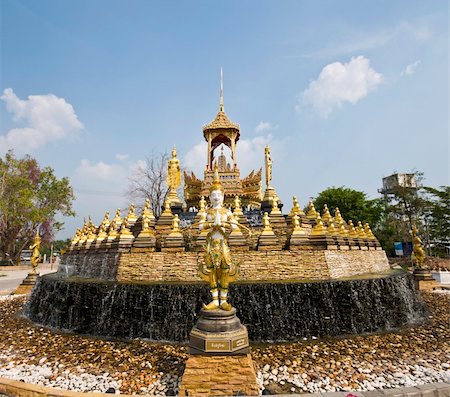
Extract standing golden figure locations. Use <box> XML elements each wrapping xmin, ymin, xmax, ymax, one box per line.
<box><xmin>264</xmin><ymin>145</ymin><xmax>273</xmax><ymax>189</ymax></box>
<box><xmin>412</xmin><ymin>224</ymin><xmax>426</xmax><ymax>269</ymax></box>
<box><xmin>29</xmin><ymin>230</ymin><xmax>41</xmax><ymax>275</ymax></box>
<box><xmin>198</xmin><ymin>166</ymin><xmax>247</xmax><ymax>311</ymax></box>
<box><xmin>166</xmin><ymin>146</ymin><xmax>182</xmax><ymax>206</ymax></box>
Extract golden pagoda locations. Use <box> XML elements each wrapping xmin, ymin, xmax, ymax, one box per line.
<box><xmin>184</xmin><ymin>70</ymin><xmax>262</xmax><ymax>209</ymax></box>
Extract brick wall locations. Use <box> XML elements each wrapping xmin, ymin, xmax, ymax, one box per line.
<box><xmin>115</xmin><ymin>249</ymin><xmax>390</xmax><ymax>283</ymax></box>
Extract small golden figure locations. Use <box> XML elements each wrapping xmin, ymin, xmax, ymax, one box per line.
<box><xmin>264</xmin><ymin>145</ymin><xmax>273</xmax><ymax>189</ymax></box>
<box><xmin>262</xmin><ymin>212</ymin><xmax>272</xmax><ymax>232</ymax></box>
<box><xmin>412</xmin><ymin>225</ymin><xmax>426</xmax><ymax>269</ymax></box>
<box><xmin>292</xmin><ymin>214</ymin><xmax>301</xmax><ymax>231</ymax></box>
<box><xmin>233</xmin><ymin>195</ymin><xmax>243</xmax><ymax>215</ymax></box>
<box><xmin>166</xmin><ymin>146</ymin><xmax>182</xmax><ymax>206</ymax></box>
<box><xmin>29</xmin><ymin>230</ymin><xmax>41</xmax><ymax>275</ymax></box>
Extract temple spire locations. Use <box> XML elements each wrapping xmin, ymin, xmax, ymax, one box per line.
<box><xmin>219</xmin><ymin>67</ymin><xmax>224</xmax><ymax>112</ymax></box>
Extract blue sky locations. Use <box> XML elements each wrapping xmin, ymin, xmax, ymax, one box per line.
<box><xmin>1</xmin><ymin>0</ymin><xmax>448</xmax><ymax>239</ymax></box>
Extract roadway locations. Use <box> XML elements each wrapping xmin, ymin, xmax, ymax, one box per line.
<box><xmin>0</xmin><ymin>262</ymin><xmax>58</xmax><ymax>295</ymax></box>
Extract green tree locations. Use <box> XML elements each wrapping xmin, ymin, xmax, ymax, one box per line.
<box><xmin>423</xmin><ymin>186</ymin><xmax>450</xmax><ymax>256</ymax></box>
<box><xmin>0</xmin><ymin>151</ymin><xmax>75</xmax><ymax>264</ymax></box>
<box><xmin>377</xmin><ymin>171</ymin><xmax>427</xmax><ymax>255</ymax></box>
<box><xmin>312</xmin><ymin>186</ymin><xmax>384</xmax><ymax>227</ymax></box>
<box><xmin>41</xmin><ymin>238</ymin><xmax>71</xmax><ymax>258</ymax></box>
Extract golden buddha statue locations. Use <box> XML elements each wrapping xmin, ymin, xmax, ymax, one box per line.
<box><xmin>29</xmin><ymin>230</ymin><xmax>41</xmax><ymax>274</ymax></box>
<box><xmin>198</xmin><ymin>166</ymin><xmax>240</xmax><ymax>311</ymax></box>
<box><xmin>166</xmin><ymin>146</ymin><xmax>182</xmax><ymax>206</ymax></box>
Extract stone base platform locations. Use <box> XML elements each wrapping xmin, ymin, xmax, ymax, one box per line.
<box><xmin>189</xmin><ymin>308</ymin><xmax>249</xmax><ymax>355</ymax></box>
<box><xmin>414</xmin><ymin>269</ymin><xmax>440</xmax><ymax>291</ymax></box>
<box><xmin>179</xmin><ymin>354</ymin><xmax>259</xmax><ymax>397</ymax></box>
<box><xmin>13</xmin><ymin>273</ymin><xmax>39</xmax><ymax>295</ymax></box>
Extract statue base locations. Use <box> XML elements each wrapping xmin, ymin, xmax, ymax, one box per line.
<box><xmin>14</xmin><ymin>272</ymin><xmax>40</xmax><ymax>295</ymax></box>
<box><xmin>413</xmin><ymin>269</ymin><xmax>439</xmax><ymax>291</ymax></box>
<box><xmin>188</xmin><ymin>308</ymin><xmax>249</xmax><ymax>355</ymax></box>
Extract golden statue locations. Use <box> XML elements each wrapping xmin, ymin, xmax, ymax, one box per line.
<box><xmin>412</xmin><ymin>225</ymin><xmax>426</xmax><ymax>269</ymax></box>
<box><xmin>233</xmin><ymin>195</ymin><xmax>243</xmax><ymax>216</ymax></box>
<box><xmin>29</xmin><ymin>230</ymin><xmax>41</xmax><ymax>274</ymax></box>
<box><xmin>166</xmin><ymin>146</ymin><xmax>182</xmax><ymax>206</ymax></box>
<box><xmin>292</xmin><ymin>214</ymin><xmax>301</xmax><ymax>231</ymax></box>
<box><xmin>198</xmin><ymin>166</ymin><xmax>242</xmax><ymax>311</ymax></box>
<box><xmin>264</xmin><ymin>145</ymin><xmax>272</xmax><ymax>189</ymax></box>
<box><xmin>261</xmin><ymin>212</ymin><xmax>274</xmax><ymax>233</ymax></box>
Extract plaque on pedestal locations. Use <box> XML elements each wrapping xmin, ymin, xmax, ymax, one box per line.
<box><xmin>189</xmin><ymin>308</ymin><xmax>249</xmax><ymax>355</ymax></box>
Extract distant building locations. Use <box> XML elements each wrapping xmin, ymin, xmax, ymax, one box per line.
<box><xmin>379</xmin><ymin>173</ymin><xmax>419</xmax><ymax>195</ymax></box>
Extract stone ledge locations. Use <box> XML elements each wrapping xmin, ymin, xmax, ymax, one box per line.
<box><xmin>1</xmin><ymin>376</ymin><xmax>448</xmax><ymax>397</ymax></box>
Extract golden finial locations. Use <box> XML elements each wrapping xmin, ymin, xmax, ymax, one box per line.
<box><xmin>334</xmin><ymin>207</ymin><xmax>344</xmax><ymax>225</ymax></box>
<box><xmin>327</xmin><ymin>220</ymin><xmax>338</xmax><ymax>236</ymax></box>
<box><xmin>311</xmin><ymin>213</ymin><xmax>327</xmax><ymax>235</ymax></box>
<box><xmin>113</xmin><ymin>208</ymin><xmax>122</xmax><ymax>226</ymax></box>
<box><xmin>120</xmin><ymin>217</ymin><xmax>133</xmax><ymax>236</ymax></box>
<box><xmin>364</xmin><ymin>223</ymin><xmax>376</xmax><ymax>240</ymax></box>
<box><xmin>101</xmin><ymin>211</ymin><xmax>110</xmax><ymax>228</ymax></box>
<box><xmin>289</xmin><ymin>195</ymin><xmax>303</xmax><ymax>216</ymax></box>
<box><xmin>234</xmin><ymin>195</ymin><xmax>243</xmax><ymax>215</ymax></box>
<box><xmin>322</xmin><ymin>204</ymin><xmax>332</xmax><ymax>223</ymax></box>
<box><xmin>210</xmin><ymin>164</ymin><xmax>224</xmax><ymax>193</ymax></box>
<box><xmin>357</xmin><ymin>221</ymin><xmax>366</xmax><ymax>239</ymax></box>
<box><xmin>306</xmin><ymin>201</ymin><xmax>318</xmax><ymax>219</ymax></box>
<box><xmin>219</xmin><ymin>67</ymin><xmax>224</xmax><ymax>112</ymax></box>
<box><xmin>348</xmin><ymin>220</ymin><xmax>358</xmax><ymax>238</ymax></box>
<box><xmin>108</xmin><ymin>219</ymin><xmax>118</xmax><ymax>239</ymax></box>
<box><xmin>339</xmin><ymin>221</ymin><xmax>348</xmax><ymax>237</ymax></box>
<box><xmin>127</xmin><ymin>203</ymin><xmax>138</xmax><ymax>224</ymax></box>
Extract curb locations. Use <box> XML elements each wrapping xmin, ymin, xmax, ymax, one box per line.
<box><xmin>1</xmin><ymin>377</ymin><xmax>449</xmax><ymax>397</ymax></box>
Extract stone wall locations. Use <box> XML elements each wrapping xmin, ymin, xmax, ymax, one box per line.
<box><xmin>325</xmin><ymin>250</ymin><xmax>390</xmax><ymax>279</ymax></box>
<box><xmin>115</xmin><ymin>249</ymin><xmax>390</xmax><ymax>283</ymax></box>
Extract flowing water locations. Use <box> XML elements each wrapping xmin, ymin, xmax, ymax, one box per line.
<box><xmin>25</xmin><ymin>271</ymin><xmax>427</xmax><ymax>343</ymax></box>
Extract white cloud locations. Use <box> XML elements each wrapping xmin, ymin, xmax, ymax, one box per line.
<box><xmin>116</xmin><ymin>153</ymin><xmax>129</xmax><ymax>161</ymax></box>
<box><xmin>183</xmin><ymin>141</ymin><xmax>208</xmax><ymax>176</ymax></box>
<box><xmin>401</xmin><ymin>60</ymin><xmax>421</xmax><ymax>77</ymax></box>
<box><xmin>299</xmin><ymin>56</ymin><xmax>383</xmax><ymax>118</ymax></box>
<box><xmin>255</xmin><ymin>121</ymin><xmax>272</xmax><ymax>133</ymax></box>
<box><xmin>75</xmin><ymin>159</ymin><xmax>126</xmax><ymax>182</ymax></box>
<box><xmin>303</xmin><ymin>20</ymin><xmax>433</xmax><ymax>59</ymax></box>
<box><xmin>0</xmin><ymin>88</ymin><xmax>83</xmax><ymax>154</ymax></box>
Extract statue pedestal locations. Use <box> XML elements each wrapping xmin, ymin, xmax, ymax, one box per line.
<box><xmin>189</xmin><ymin>308</ymin><xmax>249</xmax><ymax>355</ymax></box>
<box><xmin>14</xmin><ymin>272</ymin><xmax>39</xmax><ymax>295</ymax></box>
<box><xmin>180</xmin><ymin>308</ymin><xmax>258</xmax><ymax>396</ymax></box>
<box><xmin>413</xmin><ymin>269</ymin><xmax>439</xmax><ymax>291</ymax></box>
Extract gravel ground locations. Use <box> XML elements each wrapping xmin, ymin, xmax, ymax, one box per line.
<box><xmin>0</xmin><ymin>291</ymin><xmax>448</xmax><ymax>395</ymax></box>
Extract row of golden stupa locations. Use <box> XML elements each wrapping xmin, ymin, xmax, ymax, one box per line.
<box><xmin>69</xmin><ymin>75</ymin><xmax>380</xmax><ymax>252</ymax></box>
<box><xmin>69</xmin><ymin>195</ymin><xmax>379</xmax><ymax>251</ymax></box>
